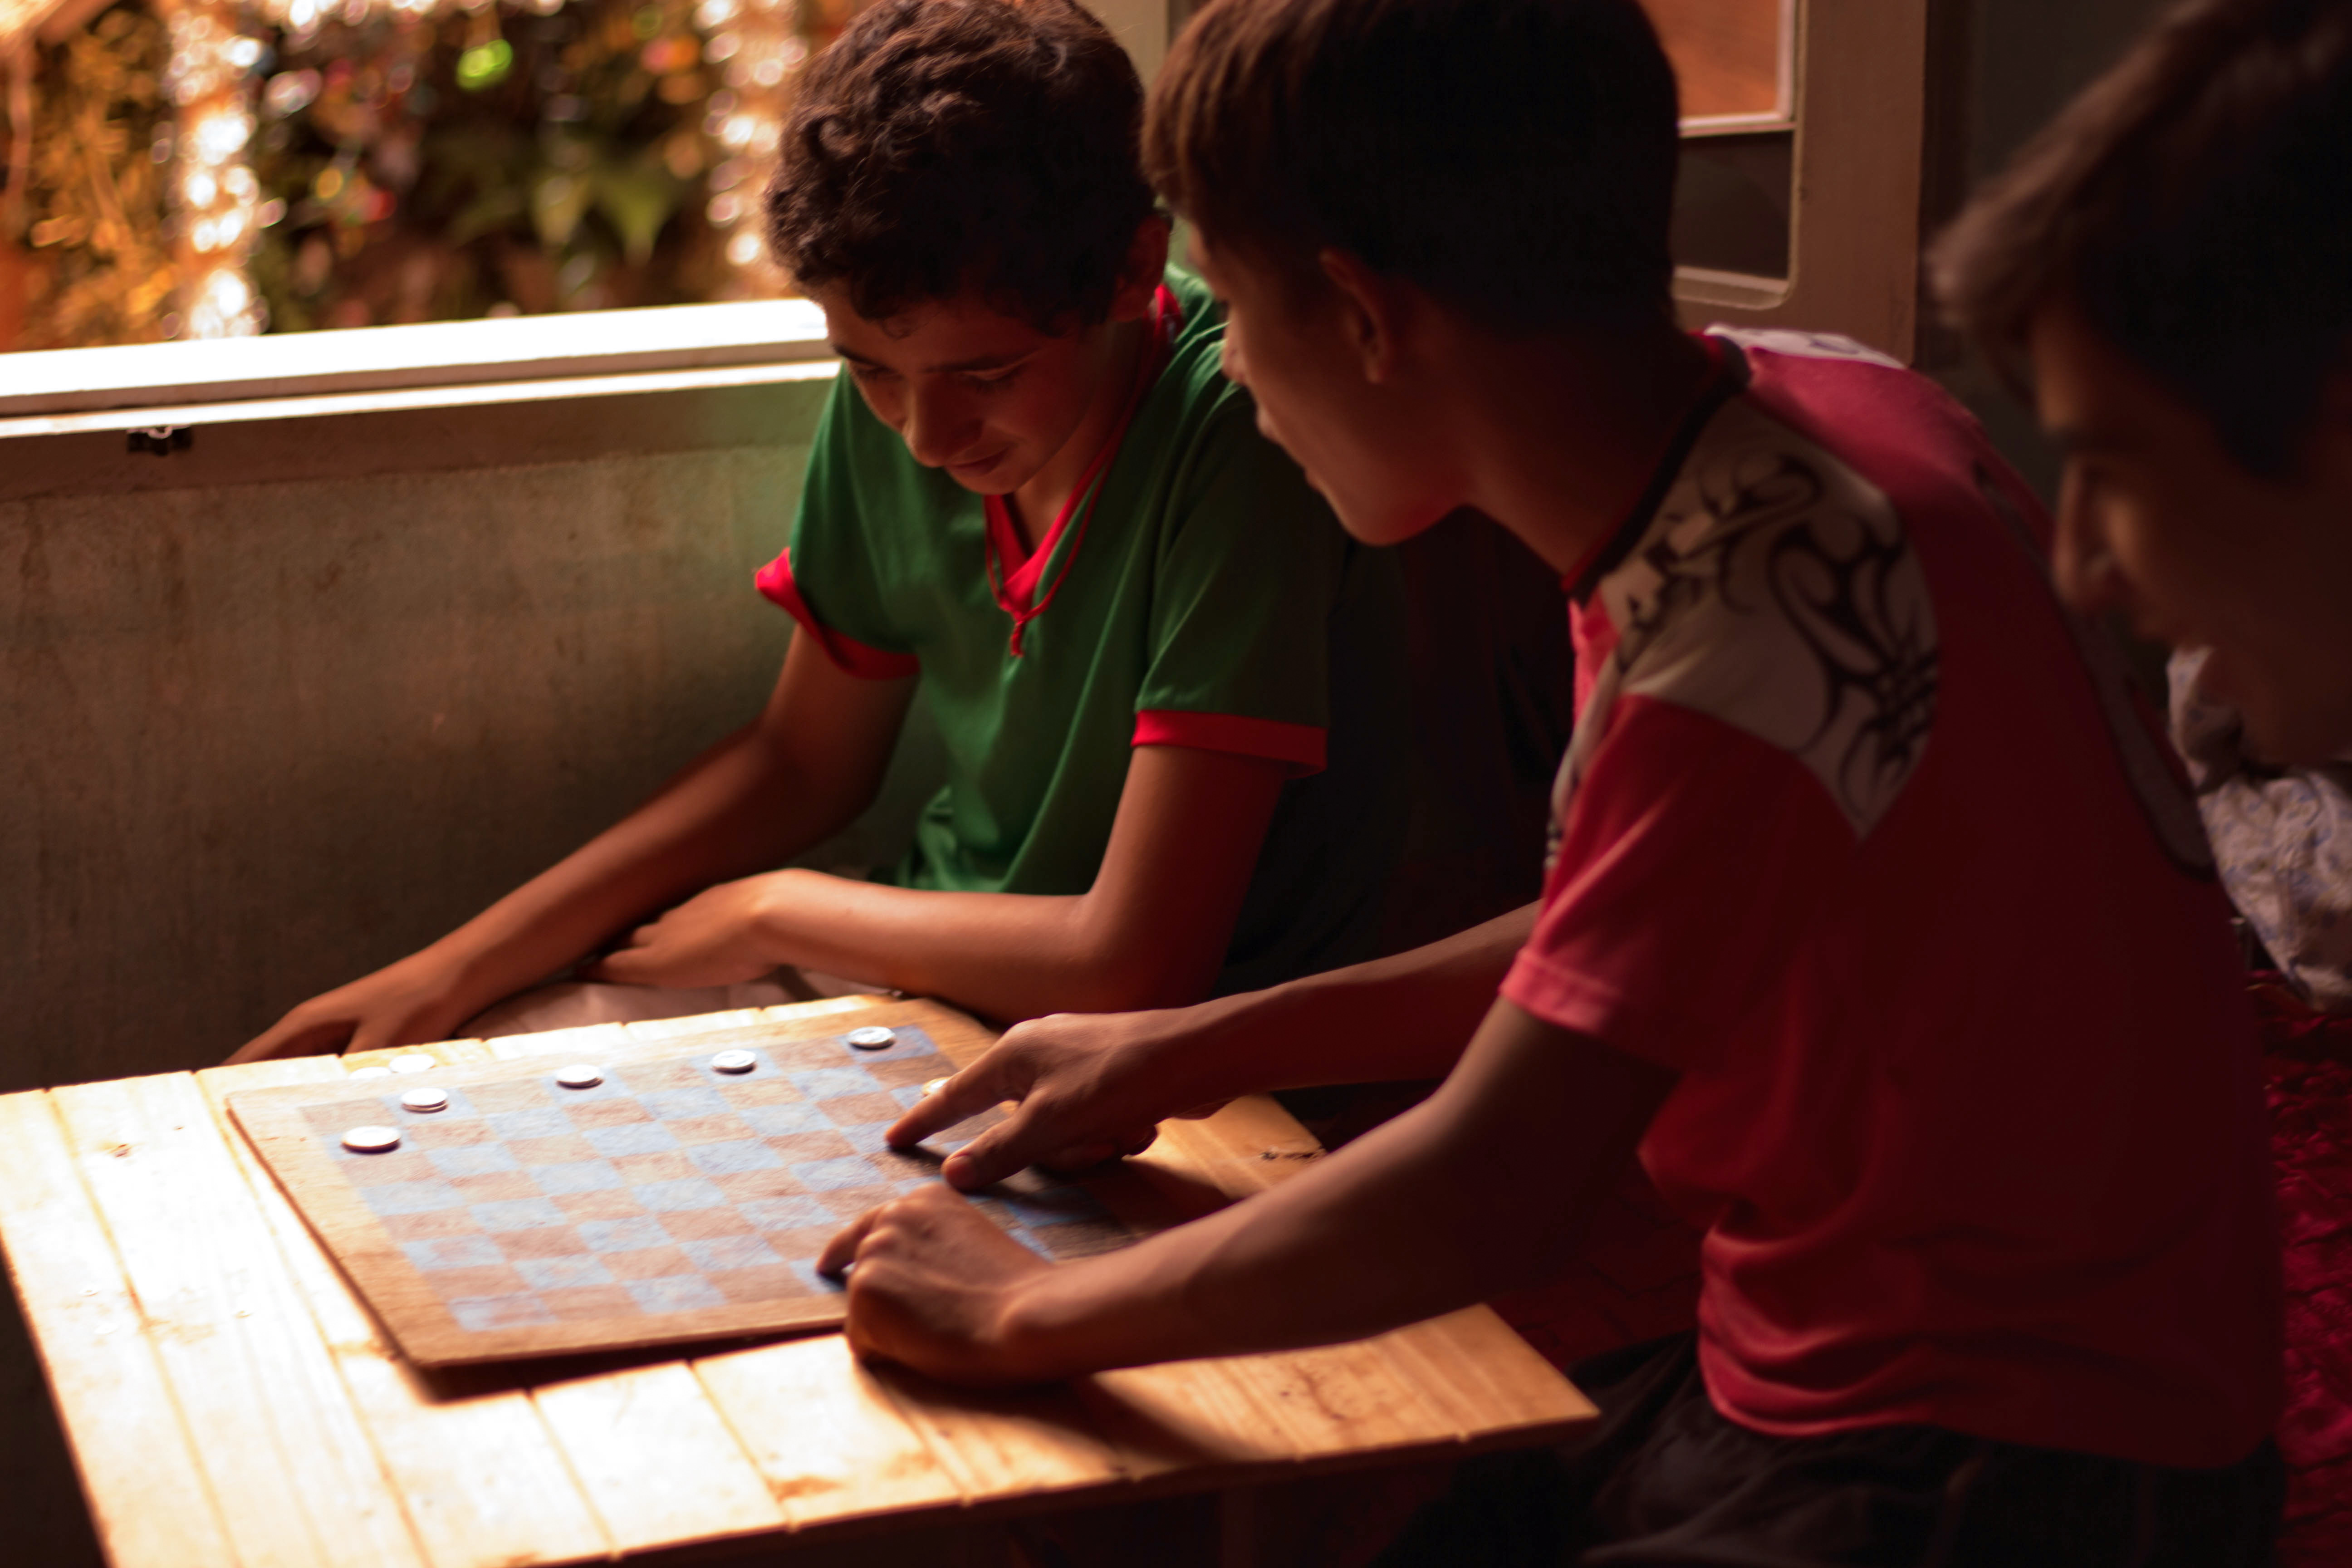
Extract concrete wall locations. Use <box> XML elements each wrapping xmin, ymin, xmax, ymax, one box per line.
<box><xmin>0</xmin><ymin>372</ymin><xmax>952</xmax><ymax>1091</ymax></box>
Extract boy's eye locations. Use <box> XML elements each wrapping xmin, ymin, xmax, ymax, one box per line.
<box><xmin>960</xmin><ymin>368</ymin><xmax>1021</xmax><ymax>391</ymax></box>
<box><xmin>848</xmin><ymin>363</ymin><xmax>896</xmax><ymax>384</ymax></box>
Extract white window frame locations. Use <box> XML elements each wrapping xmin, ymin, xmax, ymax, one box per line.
<box><xmin>1672</xmin><ymin>0</ymin><xmax>1932</xmax><ymax>362</ymax></box>
<box><xmin>0</xmin><ymin>299</ymin><xmax>834</xmax><ymax>435</ymax></box>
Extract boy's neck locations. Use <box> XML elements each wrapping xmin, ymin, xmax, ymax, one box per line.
<box><xmin>1445</xmin><ymin>315</ymin><xmax>1719</xmax><ymax>578</ymax></box>
<box><xmin>1002</xmin><ymin>315</ymin><xmax>1154</xmax><ymax>552</ymax></box>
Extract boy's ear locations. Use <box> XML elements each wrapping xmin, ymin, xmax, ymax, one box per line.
<box><xmin>1110</xmin><ymin>216</ymin><xmax>1175</xmax><ymax>322</ymax></box>
<box><xmin>1317</xmin><ymin>248</ymin><xmax>1403</xmax><ymax>386</ymax></box>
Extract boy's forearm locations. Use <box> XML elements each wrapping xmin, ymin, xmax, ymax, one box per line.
<box><xmin>753</xmin><ymin>887</ymin><xmax>1530</xmax><ymax>1052</ymax></box>
<box><xmin>983</xmin><ymin>998</ymin><xmax>1670</xmax><ymax>1379</ymax></box>
<box><xmin>1124</xmin><ymin>902</ymin><xmax>1539</xmax><ymax>1107</ymax></box>
<box><xmin>751</xmin><ymin>744</ymin><xmax>1290</xmax><ymax>1021</ymax></box>
<box><xmin>747</xmin><ymin>875</ymin><xmax>1194</xmax><ymax>1019</ymax></box>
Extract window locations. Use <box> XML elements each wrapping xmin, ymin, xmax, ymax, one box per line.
<box><xmin>1661</xmin><ymin>0</ymin><xmax>1931</xmax><ymax>362</ymax></box>
<box><xmin>0</xmin><ymin>0</ymin><xmax>1932</xmax><ymax>382</ymax></box>
<box><xmin>0</xmin><ymin>0</ymin><xmax>865</xmax><ymax>353</ymax></box>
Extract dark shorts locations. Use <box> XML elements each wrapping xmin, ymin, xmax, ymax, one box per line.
<box><xmin>1376</xmin><ymin>1333</ymin><xmax>2283</xmax><ymax>1568</ymax></box>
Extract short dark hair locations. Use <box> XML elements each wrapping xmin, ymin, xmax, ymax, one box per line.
<box><xmin>1932</xmin><ymin>0</ymin><xmax>2352</xmax><ymax>477</ymax></box>
<box><xmin>765</xmin><ymin>0</ymin><xmax>1156</xmax><ymax>331</ymax></box>
<box><xmin>1144</xmin><ymin>0</ymin><xmax>1679</xmax><ymax>329</ymax></box>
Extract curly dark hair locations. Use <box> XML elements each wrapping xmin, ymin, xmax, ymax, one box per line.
<box><xmin>765</xmin><ymin>0</ymin><xmax>1156</xmax><ymax>332</ymax></box>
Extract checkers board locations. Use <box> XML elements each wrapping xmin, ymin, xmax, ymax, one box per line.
<box><xmin>226</xmin><ymin>1002</ymin><xmax>1138</xmax><ymax>1366</ymax></box>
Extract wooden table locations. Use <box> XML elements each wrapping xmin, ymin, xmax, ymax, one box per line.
<box><xmin>0</xmin><ymin>996</ymin><xmax>1592</xmax><ymax>1567</ymax></box>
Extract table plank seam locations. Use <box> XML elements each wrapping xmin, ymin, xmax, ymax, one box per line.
<box><xmin>196</xmin><ymin>1064</ymin><xmax>449</xmax><ymax>1568</ymax></box>
<box><xmin>84</xmin><ymin>1071</ymin><xmax>433</xmax><ymax>1568</ymax></box>
<box><xmin>197</xmin><ymin>1062</ymin><xmax>612</xmax><ymax>1568</ymax></box>
<box><xmin>686</xmin><ymin>1354</ymin><xmax>836</xmax><ymax>1530</ymax></box>
<box><xmin>520</xmin><ymin>1386</ymin><xmax>636</xmax><ymax>1565</ymax></box>
<box><xmin>11</xmin><ymin>1088</ymin><xmax>254</xmax><ymax>1568</ymax></box>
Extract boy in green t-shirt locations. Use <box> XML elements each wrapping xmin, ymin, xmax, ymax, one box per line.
<box><xmin>232</xmin><ymin>0</ymin><xmax>1405</xmax><ymax>1062</ymax></box>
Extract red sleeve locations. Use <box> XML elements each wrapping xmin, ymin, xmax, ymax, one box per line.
<box><xmin>1501</xmin><ymin>695</ymin><xmax>1853</xmax><ymax>1072</ymax></box>
<box><xmin>753</xmin><ymin>548</ymin><xmax>919</xmax><ymax>681</ymax></box>
<box><xmin>1132</xmin><ymin>709</ymin><xmax>1327</xmax><ymax>775</ymax></box>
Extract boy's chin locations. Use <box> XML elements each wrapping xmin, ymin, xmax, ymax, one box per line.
<box><xmin>943</xmin><ymin>456</ymin><xmax>1028</xmax><ymax>495</ymax></box>
<box><xmin>1330</xmin><ymin>496</ymin><xmax>1457</xmax><ymax>549</ymax></box>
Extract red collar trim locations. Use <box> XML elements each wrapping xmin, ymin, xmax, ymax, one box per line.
<box><xmin>983</xmin><ymin>285</ymin><xmax>1180</xmax><ymax>655</ymax></box>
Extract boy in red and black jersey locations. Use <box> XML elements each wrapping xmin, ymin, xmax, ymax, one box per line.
<box><xmin>833</xmin><ymin>0</ymin><xmax>2285</xmax><ymax>1558</ymax></box>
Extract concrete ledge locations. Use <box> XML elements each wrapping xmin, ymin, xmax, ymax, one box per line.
<box><xmin>0</xmin><ymin>299</ymin><xmax>833</xmax><ymax>418</ymax></box>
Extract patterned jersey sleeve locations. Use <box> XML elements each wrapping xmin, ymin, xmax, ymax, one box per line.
<box><xmin>1504</xmin><ymin>396</ymin><xmax>1941</xmax><ymax>1070</ymax></box>
<box><xmin>1501</xmin><ymin>698</ymin><xmax>1857</xmax><ymax>1070</ymax></box>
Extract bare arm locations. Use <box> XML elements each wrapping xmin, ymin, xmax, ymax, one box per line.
<box><xmin>885</xmin><ymin>902</ymin><xmax>1537</xmax><ymax>1188</ymax></box>
<box><xmin>587</xmin><ymin>740</ymin><xmax>1291</xmax><ymax>1023</ymax></box>
<box><xmin>230</xmin><ymin>634</ymin><xmax>912</xmax><ymax>1061</ymax></box>
<box><xmin>823</xmin><ymin>996</ymin><xmax>1676</xmax><ymax>1382</ymax></box>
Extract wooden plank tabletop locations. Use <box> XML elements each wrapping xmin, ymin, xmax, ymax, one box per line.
<box><xmin>0</xmin><ymin>996</ymin><xmax>1593</xmax><ymax>1568</ymax></box>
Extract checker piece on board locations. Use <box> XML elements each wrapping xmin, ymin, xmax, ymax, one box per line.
<box><xmin>710</xmin><ymin>1049</ymin><xmax>757</xmax><ymax>1074</ymax></box>
<box><xmin>226</xmin><ymin>1004</ymin><xmax>1139</xmax><ymax>1366</ymax></box>
<box><xmin>399</xmin><ymin>1087</ymin><xmax>448</xmax><ymax>1113</ymax></box>
<box><xmin>845</xmin><ymin>1026</ymin><xmax>896</xmax><ymax>1051</ymax></box>
<box><xmin>555</xmin><ymin>1064</ymin><xmax>603</xmax><ymax>1088</ymax></box>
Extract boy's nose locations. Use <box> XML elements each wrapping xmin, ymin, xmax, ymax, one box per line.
<box><xmin>2050</xmin><ymin>470</ymin><xmax>2125</xmax><ymax>619</ymax></box>
<box><xmin>902</xmin><ymin>386</ymin><xmax>978</xmax><ymax>468</ymax></box>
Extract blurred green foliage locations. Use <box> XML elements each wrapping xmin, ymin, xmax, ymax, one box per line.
<box><xmin>248</xmin><ymin>0</ymin><xmax>723</xmax><ymax>333</ymax></box>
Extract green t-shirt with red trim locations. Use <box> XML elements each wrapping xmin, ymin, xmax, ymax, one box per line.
<box><xmin>755</xmin><ymin>265</ymin><xmax>1409</xmax><ymax>995</ymax></box>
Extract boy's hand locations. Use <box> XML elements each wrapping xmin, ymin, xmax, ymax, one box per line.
<box><xmin>818</xmin><ymin>1184</ymin><xmax>1058</xmax><ymax>1383</ymax></box>
<box><xmin>584</xmin><ymin>873</ymin><xmax>789</xmax><ymax>989</ymax></box>
<box><xmin>885</xmin><ymin>1011</ymin><xmax>1227</xmax><ymax>1191</ymax></box>
<box><xmin>227</xmin><ymin>951</ymin><xmax>474</xmax><ymax>1063</ymax></box>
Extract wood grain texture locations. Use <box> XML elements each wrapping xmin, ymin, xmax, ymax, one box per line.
<box><xmin>529</xmin><ymin>1363</ymin><xmax>788</xmax><ymax>1553</ymax></box>
<box><xmin>196</xmin><ymin>1056</ymin><xmax>613</xmax><ymax>1568</ymax></box>
<box><xmin>696</xmin><ymin>1332</ymin><xmax>965</xmax><ymax>1528</ymax></box>
<box><xmin>7</xmin><ymin>995</ymin><xmax>1592</xmax><ymax>1566</ymax></box>
<box><xmin>49</xmin><ymin>1072</ymin><xmax>430</xmax><ymax>1568</ymax></box>
<box><xmin>875</xmin><ymin>1371</ymin><xmax>1137</xmax><ymax>1503</ymax></box>
<box><xmin>0</xmin><ymin>1090</ymin><xmax>241</xmax><ymax>1568</ymax></box>
<box><xmin>1377</xmin><ymin>1307</ymin><xmax>1600</xmax><ymax>1439</ymax></box>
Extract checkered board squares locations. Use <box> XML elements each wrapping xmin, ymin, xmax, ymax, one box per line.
<box><xmin>227</xmin><ymin>1007</ymin><xmax>1137</xmax><ymax>1366</ymax></box>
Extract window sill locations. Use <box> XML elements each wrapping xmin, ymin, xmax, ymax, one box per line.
<box><xmin>0</xmin><ymin>299</ymin><xmax>833</xmax><ymax>422</ymax></box>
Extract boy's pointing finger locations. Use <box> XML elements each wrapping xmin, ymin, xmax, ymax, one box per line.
<box><xmin>818</xmin><ymin>1206</ymin><xmax>883</xmax><ymax>1278</ymax></box>
<box><xmin>883</xmin><ymin>1062</ymin><xmax>1003</xmax><ymax>1149</ymax></box>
